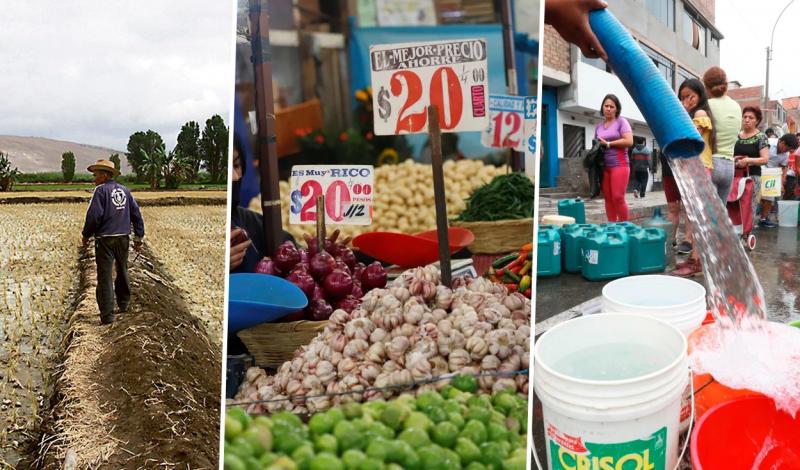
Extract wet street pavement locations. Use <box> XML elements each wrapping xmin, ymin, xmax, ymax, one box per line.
<box><xmin>535</xmin><ymin>225</ymin><xmax>800</xmax><ymax>325</ymax></box>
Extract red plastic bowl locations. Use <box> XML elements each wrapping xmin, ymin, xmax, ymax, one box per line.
<box><xmin>352</xmin><ymin>228</ymin><xmax>474</xmax><ymax>268</ymax></box>
<box><xmin>691</xmin><ymin>396</ymin><xmax>800</xmax><ymax>469</ymax></box>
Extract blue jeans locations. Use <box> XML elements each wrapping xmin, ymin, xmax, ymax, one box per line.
<box><xmin>711</xmin><ymin>157</ymin><xmax>735</xmax><ymax>202</ymax></box>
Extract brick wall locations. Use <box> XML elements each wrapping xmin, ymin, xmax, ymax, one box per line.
<box><xmin>543</xmin><ymin>25</ymin><xmax>571</xmax><ymax>74</ymax></box>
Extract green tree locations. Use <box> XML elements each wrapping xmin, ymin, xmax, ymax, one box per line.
<box><xmin>126</xmin><ymin>130</ymin><xmax>165</xmax><ymax>183</ymax></box>
<box><xmin>176</xmin><ymin>121</ymin><xmax>201</xmax><ymax>182</ymax></box>
<box><xmin>163</xmin><ymin>147</ymin><xmax>192</xmax><ymax>189</ymax></box>
<box><xmin>109</xmin><ymin>153</ymin><xmax>121</xmax><ymax>171</ymax></box>
<box><xmin>0</xmin><ymin>152</ymin><xmax>21</xmax><ymax>191</ymax></box>
<box><xmin>61</xmin><ymin>151</ymin><xmax>76</xmax><ymax>182</ymax></box>
<box><xmin>200</xmin><ymin>115</ymin><xmax>229</xmax><ymax>183</ymax></box>
<box><xmin>138</xmin><ymin>144</ymin><xmax>166</xmax><ymax>190</ymax></box>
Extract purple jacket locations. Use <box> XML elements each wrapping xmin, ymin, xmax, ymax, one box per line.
<box><xmin>82</xmin><ymin>180</ymin><xmax>145</xmax><ymax>240</ymax></box>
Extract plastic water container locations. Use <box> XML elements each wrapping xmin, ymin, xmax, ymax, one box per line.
<box><xmin>537</xmin><ymin>225</ymin><xmax>562</xmax><ymax>277</ymax></box>
<box><xmin>581</xmin><ymin>231</ymin><xmax>629</xmax><ymax>281</ymax></box>
<box><xmin>778</xmin><ymin>200</ymin><xmax>799</xmax><ymax>227</ymax></box>
<box><xmin>534</xmin><ymin>314</ymin><xmax>688</xmax><ymax>470</ymax></box>
<box><xmin>643</xmin><ymin>207</ymin><xmax>674</xmax><ymax>259</ymax></box>
<box><xmin>601</xmin><ymin>275</ymin><xmax>707</xmax><ymax>337</ymax></box>
<box><xmin>561</xmin><ymin>224</ymin><xmax>598</xmax><ymax>273</ymax></box>
<box><xmin>629</xmin><ymin>227</ymin><xmax>667</xmax><ymax>274</ymax></box>
<box><xmin>602</xmin><ymin>221</ymin><xmax>638</xmax><ymax>231</ymax></box>
<box><xmin>558</xmin><ymin>198</ymin><xmax>586</xmax><ymax>224</ymax></box>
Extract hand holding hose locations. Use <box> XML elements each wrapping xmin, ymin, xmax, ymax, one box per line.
<box><xmin>545</xmin><ymin>0</ymin><xmax>609</xmax><ymax>61</ymax></box>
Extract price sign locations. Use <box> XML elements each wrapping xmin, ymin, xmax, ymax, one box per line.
<box><xmin>523</xmin><ymin>96</ymin><xmax>538</xmax><ymax>179</ymax></box>
<box><xmin>289</xmin><ymin>166</ymin><xmax>374</xmax><ymax>225</ymax></box>
<box><xmin>370</xmin><ymin>38</ymin><xmax>489</xmax><ymax>135</ymax></box>
<box><xmin>481</xmin><ymin>94</ymin><xmax>536</xmax><ymax>151</ymax></box>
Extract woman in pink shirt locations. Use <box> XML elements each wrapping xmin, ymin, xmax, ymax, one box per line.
<box><xmin>595</xmin><ymin>94</ymin><xmax>634</xmax><ymax>221</ymax></box>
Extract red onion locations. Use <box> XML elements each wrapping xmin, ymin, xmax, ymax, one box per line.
<box><xmin>337</xmin><ymin>247</ymin><xmax>357</xmax><ymax>270</ymax></box>
<box><xmin>304</xmin><ymin>234</ymin><xmax>333</xmax><ymax>257</ymax></box>
<box><xmin>323</xmin><ymin>269</ymin><xmax>353</xmax><ymax>299</ymax></box>
<box><xmin>307</xmin><ymin>299</ymin><xmax>333</xmax><ymax>321</ymax></box>
<box><xmin>254</xmin><ymin>257</ymin><xmax>278</xmax><ymax>275</ymax></box>
<box><xmin>291</xmin><ymin>262</ymin><xmax>309</xmax><ymax>275</ymax></box>
<box><xmin>309</xmin><ymin>252</ymin><xmax>336</xmax><ymax>281</ymax></box>
<box><xmin>335</xmin><ymin>295</ymin><xmax>361</xmax><ymax>314</ymax></box>
<box><xmin>353</xmin><ymin>262</ymin><xmax>366</xmax><ymax>281</ymax></box>
<box><xmin>286</xmin><ymin>271</ymin><xmax>315</xmax><ymax>297</ymax></box>
<box><xmin>274</xmin><ymin>241</ymin><xmax>301</xmax><ymax>272</ymax></box>
<box><xmin>299</xmin><ymin>249</ymin><xmax>309</xmax><ymax>264</ymax></box>
<box><xmin>334</xmin><ymin>258</ymin><xmax>351</xmax><ymax>275</ymax></box>
<box><xmin>351</xmin><ymin>280</ymin><xmax>363</xmax><ymax>300</ymax></box>
<box><xmin>311</xmin><ymin>285</ymin><xmax>326</xmax><ymax>302</ymax></box>
<box><xmin>360</xmin><ymin>262</ymin><xmax>387</xmax><ymax>291</ymax></box>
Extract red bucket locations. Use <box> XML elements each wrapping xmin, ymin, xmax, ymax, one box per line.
<box><xmin>691</xmin><ymin>396</ymin><xmax>800</xmax><ymax>469</ymax></box>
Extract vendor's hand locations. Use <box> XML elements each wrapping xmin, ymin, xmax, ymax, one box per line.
<box><xmin>735</xmin><ymin>158</ymin><xmax>748</xmax><ymax>168</ymax></box>
<box><xmin>599</xmin><ymin>138</ymin><xmax>609</xmax><ymax>149</ymax></box>
<box><xmin>545</xmin><ymin>0</ymin><xmax>609</xmax><ymax>61</ymax></box>
<box><xmin>133</xmin><ymin>241</ymin><xmax>143</xmax><ymax>253</ymax></box>
<box><xmin>230</xmin><ymin>228</ymin><xmax>251</xmax><ymax>271</ymax></box>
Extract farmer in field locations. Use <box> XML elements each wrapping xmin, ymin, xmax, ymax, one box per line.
<box><xmin>82</xmin><ymin>159</ymin><xmax>145</xmax><ymax>325</ymax></box>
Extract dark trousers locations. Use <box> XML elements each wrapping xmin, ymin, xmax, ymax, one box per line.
<box><xmin>633</xmin><ymin>169</ymin><xmax>649</xmax><ymax>197</ymax></box>
<box><xmin>785</xmin><ymin>175</ymin><xmax>797</xmax><ymax>200</ymax></box>
<box><xmin>95</xmin><ymin>236</ymin><xmax>130</xmax><ymax>322</ymax></box>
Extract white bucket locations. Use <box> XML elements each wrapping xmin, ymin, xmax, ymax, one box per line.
<box><xmin>778</xmin><ymin>200</ymin><xmax>799</xmax><ymax>227</ymax></box>
<box><xmin>534</xmin><ymin>314</ymin><xmax>688</xmax><ymax>470</ymax></box>
<box><xmin>601</xmin><ymin>275</ymin><xmax>707</xmax><ymax>337</ymax></box>
<box><xmin>761</xmin><ymin>167</ymin><xmax>782</xmax><ymax>197</ymax></box>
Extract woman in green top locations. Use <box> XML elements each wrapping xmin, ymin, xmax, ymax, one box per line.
<box><xmin>703</xmin><ymin>66</ymin><xmax>742</xmax><ymax>202</ymax></box>
<box><xmin>733</xmin><ymin>106</ymin><xmax>769</xmax><ymax>225</ymax></box>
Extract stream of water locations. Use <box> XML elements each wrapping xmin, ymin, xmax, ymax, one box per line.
<box><xmin>670</xmin><ymin>157</ymin><xmax>800</xmax><ymax>417</ymax></box>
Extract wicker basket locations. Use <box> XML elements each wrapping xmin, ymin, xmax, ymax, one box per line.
<box><xmin>237</xmin><ymin>320</ymin><xmax>327</xmax><ymax>369</ymax></box>
<box><xmin>452</xmin><ymin>218</ymin><xmax>533</xmax><ymax>254</ymax></box>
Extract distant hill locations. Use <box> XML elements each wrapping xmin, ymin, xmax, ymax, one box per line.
<box><xmin>0</xmin><ymin>135</ymin><xmax>130</xmax><ymax>174</ymax></box>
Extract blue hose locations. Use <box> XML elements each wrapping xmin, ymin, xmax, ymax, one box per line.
<box><xmin>589</xmin><ymin>9</ymin><xmax>704</xmax><ymax>158</ymax></box>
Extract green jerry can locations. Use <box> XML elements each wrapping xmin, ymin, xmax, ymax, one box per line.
<box><xmin>557</xmin><ymin>198</ymin><xmax>586</xmax><ymax>224</ymax></box>
<box><xmin>560</xmin><ymin>224</ymin><xmax>598</xmax><ymax>273</ymax></box>
<box><xmin>602</xmin><ymin>221</ymin><xmax>638</xmax><ymax>231</ymax></box>
<box><xmin>581</xmin><ymin>231</ymin><xmax>630</xmax><ymax>281</ymax></box>
<box><xmin>628</xmin><ymin>227</ymin><xmax>667</xmax><ymax>274</ymax></box>
<box><xmin>537</xmin><ymin>225</ymin><xmax>562</xmax><ymax>277</ymax></box>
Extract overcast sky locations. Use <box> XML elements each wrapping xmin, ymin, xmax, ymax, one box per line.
<box><xmin>0</xmin><ymin>2</ymin><xmax>234</xmax><ymax>151</ymax></box>
<box><xmin>718</xmin><ymin>0</ymin><xmax>800</xmax><ymax>99</ymax></box>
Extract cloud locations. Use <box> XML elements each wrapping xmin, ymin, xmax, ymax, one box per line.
<box><xmin>0</xmin><ymin>1</ymin><xmax>234</xmax><ymax>150</ymax></box>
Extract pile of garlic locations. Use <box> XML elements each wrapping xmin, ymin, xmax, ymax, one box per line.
<box><xmin>234</xmin><ymin>266</ymin><xmax>531</xmax><ymax>415</ymax></box>
<box><xmin>249</xmin><ymin>160</ymin><xmax>508</xmax><ymax>241</ymax></box>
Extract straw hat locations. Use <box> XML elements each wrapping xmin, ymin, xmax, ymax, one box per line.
<box><xmin>87</xmin><ymin>159</ymin><xmax>121</xmax><ymax>177</ymax></box>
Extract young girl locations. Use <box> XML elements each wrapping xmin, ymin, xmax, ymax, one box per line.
<box><xmin>671</xmin><ymin>78</ymin><xmax>717</xmax><ymax>277</ymax></box>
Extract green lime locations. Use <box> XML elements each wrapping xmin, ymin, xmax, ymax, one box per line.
<box><xmin>223</xmin><ymin>453</ymin><xmax>246</xmax><ymax>470</ymax></box>
<box><xmin>459</xmin><ymin>420</ymin><xmax>487</xmax><ymax>445</ymax></box>
<box><xmin>417</xmin><ymin>445</ymin><xmax>449</xmax><ymax>470</ymax></box>
<box><xmin>314</xmin><ymin>433</ymin><xmax>338</xmax><ymax>454</ymax></box>
<box><xmin>290</xmin><ymin>443</ymin><xmax>315</xmax><ymax>468</ymax></box>
<box><xmin>342</xmin><ymin>449</ymin><xmax>368</xmax><ymax>470</ymax></box>
<box><xmin>225</xmin><ymin>415</ymin><xmax>244</xmax><ymax>441</ymax></box>
<box><xmin>480</xmin><ymin>441</ymin><xmax>508</xmax><ymax>469</ymax></box>
<box><xmin>452</xmin><ymin>374</ymin><xmax>479</xmax><ymax>393</ymax></box>
<box><xmin>242</xmin><ymin>425</ymin><xmax>272</xmax><ymax>456</ymax></box>
<box><xmin>366</xmin><ymin>421</ymin><xmax>395</xmax><ymax>441</ymax></box>
<box><xmin>415</xmin><ymin>391</ymin><xmax>444</xmax><ymax>411</ymax></box>
<box><xmin>487</xmin><ymin>422</ymin><xmax>509</xmax><ymax>443</ymax></box>
<box><xmin>357</xmin><ymin>458</ymin><xmax>385</xmax><ymax>470</ymax></box>
<box><xmin>309</xmin><ymin>412</ymin><xmax>336</xmax><ymax>435</ymax></box>
<box><xmin>466</xmin><ymin>406</ymin><xmax>492</xmax><ymax>425</ymax></box>
<box><xmin>447</xmin><ymin>412</ymin><xmax>465</xmax><ymax>429</ymax></box>
<box><xmin>425</xmin><ymin>405</ymin><xmax>448</xmax><ymax>424</ymax></box>
<box><xmin>403</xmin><ymin>411</ymin><xmax>433</xmax><ymax>432</ymax></box>
<box><xmin>455</xmin><ymin>437</ymin><xmax>481</xmax><ymax>465</ymax></box>
<box><xmin>365</xmin><ymin>439</ymin><xmax>390</xmax><ymax>462</ymax></box>
<box><xmin>431</xmin><ymin>421</ymin><xmax>459</xmax><ymax>448</ymax></box>
<box><xmin>397</xmin><ymin>427</ymin><xmax>430</xmax><ymax>449</ymax></box>
<box><xmin>309</xmin><ymin>452</ymin><xmax>344</xmax><ymax>470</ymax></box>
<box><xmin>259</xmin><ymin>453</ymin><xmax>278</xmax><ymax>466</ymax></box>
<box><xmin>227</xmin><ymin>408</ymin><xmax>252</xmax><ymax>430</ymax></box>
<box><xmin>343</xmin><ymin>402</ymin><xmax>363</xmax><ymax>420</ymax></box>
<box><xmin>492</xmin><ymin>393</ymin><xmax>519</xmax><ymax>415</ymax></box>
<box><xmin>380</xmin><ymin>402</ymin><xmax>410</xmax><ymax>431</ymax></box>
<box><xmin>502</xmin><ymin>455</ymin><xmax>527</xmax><ymax>470</ymax></box>
<box><xmin>267</xmin><ymin>456</ymin><xmax>299</xmax><ymax>470</ymax></box>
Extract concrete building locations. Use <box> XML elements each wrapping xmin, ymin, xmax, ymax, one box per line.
<box><xmin>540</xmin><ymin>0</ymin><xmax>722</xmax><ymax>189</ymax></box>
<box><xmin>728</xmin><ymin>85</ymin><xmax>790</xmax><ymax>133</ymax></box>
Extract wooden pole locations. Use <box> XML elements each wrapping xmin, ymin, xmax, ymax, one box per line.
<box><xmin>316</xmin><ymin>195</ymin><xmax>326</xmax><ymax>252</ymax></box>
<box><xmin>249</xmin><ymin>0</ymin><xmax>283</xmax><ymax>256</ymax></box>
<box><xmin>428</xmin><ymin>105</ymin><xmax>452</xmax><ymax>287</ymax></box>
<box><xmin>500</xmin><ymin>0</ymin><xmax>524</xmax><ymax>173</ymax></box>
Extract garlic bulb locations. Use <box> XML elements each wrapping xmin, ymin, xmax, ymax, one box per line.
<box><xmin>387</xmin><ymin>336</ymin><xmax>410</xmax><ymax>363</ymax></box>
<box><xmin>365</xmin><ymin>342</ymin><xmax>386</xmax><ymax>363</ymax></box>
<box><xmin>466</xmin><ymin>336</ymin><xmax>489</xmax><ymax>360</ymax></box>
<box><xmin>343</xmin><ymin>339</ymin><xmax>369</xmax><ymax>358</ymax></box>
<box><xmin>448</xmin><ymin>348</ymin><xmax>471</xmax><ymax>371</ymax></box>
<box><xmin>344</xmin><ymin>317</ymin><xmax>375</xmax><ymax>341</ymax></box>
<box><xmin>369</xmin><ymin>327</ymin><xmax>388</xmax><ymax>343</ymax></box>
<box><xmin>487</xmin><ymin>329</ymin><xmax>514</xmax><ymax>359</ymax></box>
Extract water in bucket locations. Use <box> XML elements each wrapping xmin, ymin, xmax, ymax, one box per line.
<box><xmin>669</xmin><ymin>157</ymin><xmax>800</xmax><ymax>417</ymax></box>
<box><xmin>553</xmin><ymin>342</ymin><xmax>671</xmax><ymax>380</ymax></box>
